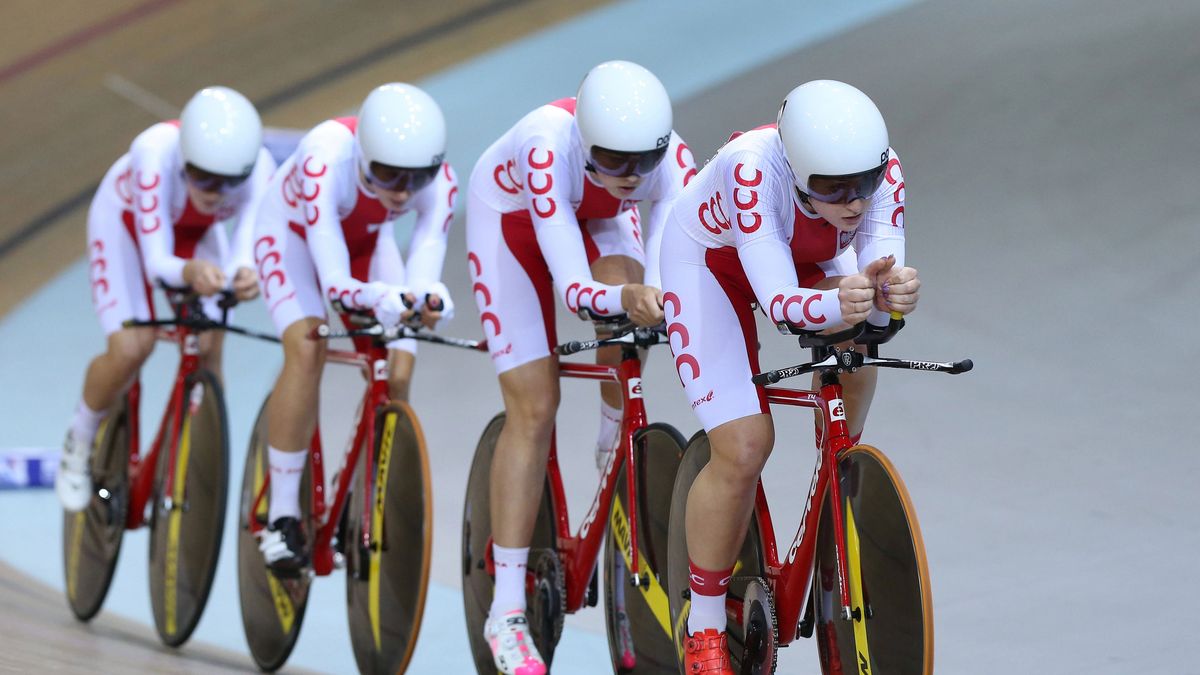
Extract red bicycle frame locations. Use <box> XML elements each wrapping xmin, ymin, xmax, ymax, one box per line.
<box><xmin>486</xmin><ymin>353</ymin><xmax>652</xmax><ymax>614</ymax></box>
<box><xmin>124</xmin><ymin>329</ymin><xmax>205</xmax><ymax>530</ymax></box>
<box><xmin>728</xmin><ymin>377</ymin><xmax>857</xmax><ymax>646</ymax></box>
<box><xmin>247</xmin><ymin>337</ymin><xmax>390</xmax><ymax>576</ymax></box>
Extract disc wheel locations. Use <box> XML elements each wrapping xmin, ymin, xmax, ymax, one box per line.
<box><xmin>739</xmin><ymin>578</ymin><xmax>778</xmax><ymax>675</ymax></box>
<box><xmin>345</xmin><ymin>401</ymin><xmax>433</xmax><ymax>675</ymax></box>
<box><xmin>461</xmin><ymin>413</ymin><xmax>560</xmax><ymax>672</ymax></box>
<box><xmin>603</xmin><ymin>422</ymin><xmax>686</xmax><ymax>673</ymax></box>
<box><xmin>236</xmin><ymin>396</ymin><xmax>312</xmax><ymax>672</ymax></box>
<box><xmin>62</xmin><ymin>394</ymin><xmax>132</xmax><ymax>621</ymax></box>
<box><xmin>147</xmin><ymin>370</ymin><xmax>228</xmax><ymax>646</ymax></box>
<box><xmin>812</xmin><ymin>444</ymin><xmax>933</xmax><ymax>675</ymax></box>
<box><xmin>666</xmin><ymin>431</ymin><xmax>765</xmax><ymax>674</ymax></box>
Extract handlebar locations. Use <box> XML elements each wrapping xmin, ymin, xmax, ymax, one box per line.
<box><xmin>751</xmin><ymin>313</ymin><xmax>972</xmax><ymax>386</ymax></box>
<box><xmin>122</xmin><ymin>285</ymin><xmax>279</xmax><ymax>342</ymax></box>
<box><xmin>555</xmin><ymin>323</ymin><xmax>667</xmax><ymax>356</ymax></box>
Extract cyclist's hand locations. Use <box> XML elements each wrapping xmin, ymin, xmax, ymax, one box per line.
<box><xmin>416</xmin><ymin>282</ymin><xmax>455</xmax><ymax>329</ymax></box>
<box><xmin>373</xmin><ymin>288</ymin><xmax>409</xmax><ymax>328</ymax></box>
<box><xmin>183</xmin><ymin>259</ymin><xmax>226</xmax><ymax>296</ymax></box>
<box><xmin>877</xmin><ymin>265</ymin><xmax>920</xmax><ymax>315</ymax></box>
<box><xmin>620</xmin><ymin>283</ymin><xmax>665</xmax><ymax>327</ymax></box>
<box><xmin>837</xmin><ymin>274</ymin><xmax>876</xmax><ymax>326</ymax></box>
<box><xmin>232</xmin><ymin>266</ymin><xmax>260</xmax><ymax>301</ymax></box>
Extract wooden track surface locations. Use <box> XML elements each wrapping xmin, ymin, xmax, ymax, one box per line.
<box><xmin>0</xmin><ymin>0</ymin><xmax>610</xmax><ymax>316</ymax></box>
<box><xmin>0</xmin><ymin>0</ymin><xmax>608</xmax><ymax>670</ymax></box>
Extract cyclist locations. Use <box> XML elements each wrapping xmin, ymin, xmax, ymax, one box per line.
<box><xmin>252</xmin><ymin>83</ymin><xmax>457</xmax><ymax>578</ymax></box>
<box><xmin>57</xmin><ymin>86</ymin><xmax>273</xmax><ymax>512</ymax></box>
<box><xmin>658</xmin><ymin>80</ymin><xmax>921</xmax><ymax>672</ymax></box>
<box><xmin>465</xmin><ymin>60</ymin><xmax>696</xmax><ymax>674</ymax></box>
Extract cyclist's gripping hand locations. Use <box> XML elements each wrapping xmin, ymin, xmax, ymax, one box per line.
<box><xmin>839</xmin><ymin>256</ymin><xmax>895</xmax><ymax>326</ymax></box>
<box><xmin>372</xmin><ymin>287</ymin><xmax>411</xmax><ymax>329</ymax></box>
<box><xmin>877</xmin><ymin>265</ymin><xmax>920</xmax><ymax>315</ymax></box>
<box><xmin>621</xmin><ymin>283</ymin><xmax>665</xmax><ymax>327</ymax></box>
<box><xmin>416</xmin><ymin>281</ymin><xmax>455</xmax><ymax>330</ymax></box>
<box><xmin>232</xmin><ymin>266</ymin><xmax>260</xmax><ymax>301</ymax></box>
<box><xmin>183</xmin><ymin>259</ymin><xmax>226</xmax><ymax>296</ymax></box>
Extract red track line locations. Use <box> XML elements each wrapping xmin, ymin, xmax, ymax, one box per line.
<box><xmin>0</xmin><ymin>0</ymin><xmax>182</xmax><ymax>86</ymax></box>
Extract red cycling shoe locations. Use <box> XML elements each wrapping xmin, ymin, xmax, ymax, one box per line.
<box><xmin>684</xmin><ymin>628</ymin><xmax>734</xmax><ymax>674</ymax></box>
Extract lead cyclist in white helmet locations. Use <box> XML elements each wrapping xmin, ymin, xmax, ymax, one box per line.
<box><xmin>251</xmin><ymin>83</ymin><xmax>458</xmax><ymax>577</ymax></box>
<box><xmin>658</xmin><ymin>80</ymin><xmax>921</xmax><ymax>673</ymax></box>
<box><xmin>57</xmin><ymin>86</ymin><xmax>274</xmax><ymax>512</ymax></box>
<box><xmin>465</xmin><ymin>60</ymin><xmax>696</xmax><ymax>674</ymax></box>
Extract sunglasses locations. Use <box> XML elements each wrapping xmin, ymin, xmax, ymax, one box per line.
<box><xmin>365</xmin><ymin>161</ymin><xmax>441</xmax><ymax>193</ymax></box>
<box><xmin>586</xmin><ymin>145</ymin><xmax>669</xmax><ymax>178</ymax></box>
<box><xmin>184</xmin><ymin>163</ymin><xmax>251</xmax><ymax>193</ymax></box>
<box><xmin>800</xmin><ymin>164</ymin><xmax>887</xmax><ymax>205</ymax></box>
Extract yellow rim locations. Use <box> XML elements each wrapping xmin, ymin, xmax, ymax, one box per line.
<box><xmin>844</xmin><ymin>494</ymin><xmax>872</xmax><ymax>672</ymax></box>
<box><xmin>163</xmin><ymin>409</ymin><xmax>193</xmax><ymax>637</ymax></box>
<box><xmin>368</xmin><ymin>410</ymin><xmax>397</xmax><ymax>651</ymax></box>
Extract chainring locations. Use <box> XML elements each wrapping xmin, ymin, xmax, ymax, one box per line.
<box><xmin>740</xmin><ymin>577</ymin><xmax>778</xmax><ymax>675</ymax></box>
<box><xmin>527</xmin><ymin>547</ymin><xmax>566</xmax><ymax>665</ymax></box>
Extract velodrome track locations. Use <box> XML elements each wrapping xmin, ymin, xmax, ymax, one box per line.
<box><xmin>2</xmin><ymin>0</ymin><xmax>1197</xmax><ymax>672</ymax></box>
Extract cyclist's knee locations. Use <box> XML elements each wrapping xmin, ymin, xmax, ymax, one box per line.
<box><xmin>282</xmin><ymin>322</ymin><xmax>327</xmax><ymax>371</ymax></box>
<box><xmin>108</xmin><ymin>329</ymin><xmax>155</xmax><ymax>371</ymax></box>
<box><xmin>708</xmin><ymin>417</ymin><xmax>775</xmax><ymax>483</ymax></box>
<box><xmin>507</xmin><ymin>390</ymin><xmax>559</xmax><ymax>431</ymax></box>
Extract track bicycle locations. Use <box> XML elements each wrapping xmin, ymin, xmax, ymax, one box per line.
<box><xmin>62</xmin><ymin>286</ymin><xmax>274</xmax><ymax>646</ymax></box>
<box><xmin>666</xmin><ymin>317</ymin><xmax>972</xmax><ymax>674</ymax></box>
<box><xmin>236</xmin><ymin>305</ymin><xmax>478</xmax><ymax>673</ymax></box>
<box><xmin>462</xmin><ymin>320</ymin><xmax>687</xmax><ymax>673</ymax></box>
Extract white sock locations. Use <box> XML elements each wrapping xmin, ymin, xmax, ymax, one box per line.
<box><xmin>687</xmin><ymin>590</ymin><xmax>728</xmax><ymax>635</ymax></box>
<box><xmin>268</xmin><ymin>446</ymin><xmax>308</xmax><ymax>524</ymax></box>
<box><xmin>595</xmin><ymin>401</ymin><xmax>623</xmax><ymax>470</ymax></box>
<box><xmin>69</xmin><ymin>400</ymin><xmax>106</xmax><ymax>447</ymax></box>
<box><xmin>490</xmin><ymin>544</ymin><xmax>529</xmax><ymax>617</ymax></box>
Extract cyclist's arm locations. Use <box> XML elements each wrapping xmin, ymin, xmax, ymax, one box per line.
<box><xmin>299</xmin><ymin>155</ymin><xmax>380</xmax><ymax>310</ymax></box>
<box><xmin>642</xmin><ymin>132</ymin><xmax>697</xmax><ymax>289</ymax></box>
<box><xmin>225</xmin><ymin>148</ymin><xmax>277</xmax><ymax>279</ymax></box>
<box><xmin>854</xmin><ymin>149</ymin><xmax>907</xmax><ymax>324</ymax></box>
<box><xmin>520</xmin><ymin>136</ymin><xmax>623</xmax><ymax>316</ymax></box>
<box><xmin>728</xmin><ymin>153</ymin><xmax>842</xmax><ymax>330</ymax></box>
<box><xmin>129</xmin><ymin>131</ymin><xmax>185</xmax><ymax>287</ymax></box>
<box><xmin>403</xmin><ymin>163</ymin><xmax>457</xmax><ymax>302</ymax></box>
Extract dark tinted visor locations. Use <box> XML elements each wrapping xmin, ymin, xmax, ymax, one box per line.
<box><xmin>803</xmin><ymin>164</ymin><xmax>887</xmax><ymax>204</ymax></box>
<box><xmin>184</xmin><ymin>163</ymin><xmax>250</xmax><ymax>193</ymax></box>
<box><xmin>586</xmin><ymin>145</ymin><xmax>669</xmax><ymax>178</ymax></box>
<box><xmin>366</xmin><ymin>161</ymin><xmax>441</xmax><ymax>193</ymax></box>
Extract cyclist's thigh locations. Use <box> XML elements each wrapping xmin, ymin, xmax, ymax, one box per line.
<box><xmin>584</xmin><ymin>208</ymin><xmax>646</xmax><ymax>272</ymax></box>
<box><xmin>661</xmin><ymin>226</ymin><xmax>767</xmax><ymax>433</ymax></box>
<box><xmin>255</xmin><ymin>211</ymin><xmax>326</xmax><ymax>338</ymax></box>
<box><xmin>88</xmin><ymin>199</ymin><xmax>152</xmax><ymax>337</ymax></box>
<box><xmin>466</xmin><ymin>191</ymin><xmax>557</xmax><ymax>376</ymax></box>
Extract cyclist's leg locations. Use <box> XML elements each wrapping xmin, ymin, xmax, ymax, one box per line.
<box><xmin>663</xmin><ymin>226</ymin><xmax>768</xmax><ymax>671</ymax></box>
<box><xmin>467</xmin><ymin>193</ymin><xmax>560</xmax><ymax>673</ymax></box>
<box><xmin>491</xmin><ymin>356</ymin><xmax>561</xmax><ymax>605</ymax></box>
<box><xmin>257</xmin><ymin>222</ymin><xmax>327</xmax><ymax>573</ymax></box>
<box><xmin>62</xmin><ymin>195</ymin><xmax>156</xmax><ymax>510</ymax></box>
<box><xmin>385</xmin><ymin>342</ymin><xmax>417</xmax><ymax>403</ymax></box>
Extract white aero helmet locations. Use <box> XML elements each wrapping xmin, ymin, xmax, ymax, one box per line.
<box><xmin>357</xmin><ymin>83</ymin><xmax>446</xmax><ymax>170</ymax></box>
<box><xmin>777</xmin><ymin>80</ymin><xmax>889</xmax><ymax>202</ymax></box>
<box><xmin>576</xmin><ymin>61</ymin><xmax>673</xmax><ymax>176</ymax></box>
<box><xmin>180</xmin><ymin>86</ymin><xmax>262</xmax><ymax>177</ymax></box>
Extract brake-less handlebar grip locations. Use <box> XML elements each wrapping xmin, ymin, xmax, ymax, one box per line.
<box><xmin>556</xmin><ymin>341</ymin><xmax>583</xmax><ymax>355</ymax></box>
<box><xmin>950</xmin><ymin>359</ymin><xmax>974</xmax><ymax>374</ymax></box>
